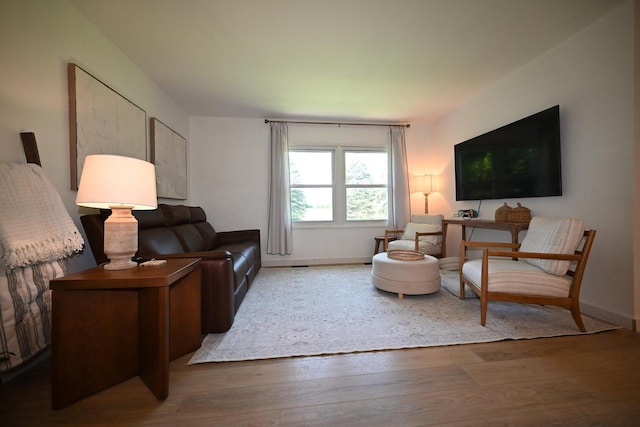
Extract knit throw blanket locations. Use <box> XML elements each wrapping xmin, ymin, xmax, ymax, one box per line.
<box><xmin>0</xmin><ymin>163</ymin><xmax>84</xmax><ymax>271</ymax></box>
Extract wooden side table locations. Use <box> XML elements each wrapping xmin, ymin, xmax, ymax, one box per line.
<box><xmin>50</xmin><ymin>258</ymin><xmax>202</xmax><ymax>409</ymax></box>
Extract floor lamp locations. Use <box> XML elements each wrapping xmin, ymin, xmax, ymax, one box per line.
<box><xmin>416</xmin><ymin>174</ymin><xmax>433</xmax><ymax>214</ymax></box>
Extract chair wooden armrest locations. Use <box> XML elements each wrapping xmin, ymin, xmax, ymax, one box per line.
<box><xmin>385</xmin><ymin>229</ymin><xmax>404</xmax><ymax>235</ymax></box>
<box><xmin>383</xmin><ymin>229</ymin><xmax>404</xmax><ymax>251</ymax></box>
<box><xmin>459</xmin><ymin>240</ymin><xmax>520</xmax><ymax>269</ymax></box>
<box><xmin>416</xmin><ymin>231</ymin><xmax>442</xmax><ymax>237</ymax></box>
<box><xmin>415</xmin><ymin>231</ymin><xmax>443</xmax><ymax>253</ymax></box>
<box><xmin>461</xmin><ymin>240</ymin><xmax>520</xmax><ymax>249</ymax></box>
<box><xmin>485</xmin><ymin>249</ymin><xmax>582</xmax><ymax>262</ymax></box>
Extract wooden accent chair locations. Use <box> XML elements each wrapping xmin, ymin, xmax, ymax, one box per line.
<box><xmin>383</xmin><ymin>214</ymin><xmax>444</xmax><ymax>258</ymax></box>
<box><xmin>459</xmin><ymin>217</ymin><xmax>596</xmax><ymax>331</ymax></box>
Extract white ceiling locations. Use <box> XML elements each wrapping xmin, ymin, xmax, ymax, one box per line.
<box><xmin>70</xmin><ymin>0</ymin><xmax>625</xmax><ymax>123</ymax></box>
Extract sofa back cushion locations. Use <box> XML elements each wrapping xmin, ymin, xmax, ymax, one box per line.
<box><xmin>189</xmin><ymin>206</ymin><xmax>219</xmax><ymax>250</ymax></box>
<box><xmin>158</xmin><ymin>204</ymin><xmax>217</xmax><ymax>252</ymax></box>
<box><xmin>134</xmin><ymin>208</ymin><xmax>166</xmax><ymax>229</ymax></box>
<box><xmin>138</xmin><ymin>227</ymin><xmax>184</xmax><ymax>255</ymax></box>
<box><xmin>519</xmin><ymin>217</ymin><xmax>585</xmax><ymax>276</ymax></box>
<box><xmin>171</xmin><ymin>224</ymin><xmax>206</xmax><ymax>252</ymax></box>
<box><xmin>161</xmin><ymin>204</ymin><xmax>191</xmax><ymax>226</ymax></box>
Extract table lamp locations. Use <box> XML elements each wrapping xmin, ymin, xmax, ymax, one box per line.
<box><xmin>76</xmin><ymin>154</ymin><xmax>157</xmax><ymax>270</ymax></box>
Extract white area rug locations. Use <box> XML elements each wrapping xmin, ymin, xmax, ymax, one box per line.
<box><xmin>189</xmin><ymin>265</ymin><xmax>618</xmax><ymax>364</ymax></box>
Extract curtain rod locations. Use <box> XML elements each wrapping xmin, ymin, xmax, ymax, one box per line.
<box><xmin>264</xmin><ymin>119</ymin><xmax>410</xmax><ymax>128</ymax></box>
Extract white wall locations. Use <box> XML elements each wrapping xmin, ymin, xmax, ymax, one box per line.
<box><xmin>0</xmin><ymin>0</ymin><xmax>189</xmax><ymax>273</ymax></box>
<box><xmin>425</xmin><ymin>1</ymin><xmax>636</xmax><ymax>328</ymax></box>
<box><xmin>189</xmin><ymin>2</ymin><xmax>636</xmax><ymax>327</ymax></box>
<box><xmin>189</xmin><ymin>118</ymin><xmax>406</xmax><ymax>266</ymax></box>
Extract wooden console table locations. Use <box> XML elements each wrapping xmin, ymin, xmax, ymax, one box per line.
<box><xmin>442</xmin><ymin>219</ymin><xmax>529</xmax><ymax>256</ymax></box>
<box><xmin>50</xmin><ymin>258</ymin><xmax>202</xmax><ymax>409</ymax></box>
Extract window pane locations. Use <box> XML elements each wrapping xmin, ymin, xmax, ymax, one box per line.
<box><xmin>289</xmin><ymin>151</ymin><xmax>333</xmax><ymax>185</ymax></box>
<box><xmin>345</xmin><ymin>152</ymin><xmax>387</xmax><ymax>185</ymax></box>
<box><xmin>346</xmin><ymin>188</ymin><xmax>388</xmax><ymax>221</ymax></box>
<box><xmin>291</xmin><ymin>188</ymin><xmax>333</xmax><ymax>221</ymax></box>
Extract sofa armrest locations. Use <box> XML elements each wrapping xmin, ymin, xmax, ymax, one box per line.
<box><xmin>156</xmin><ymin>250</ymin><xmax>235</xmax><ymax>333</ymax></box>
<box><xmin>216</xmin><ymin>229</ymin><xmax>261</xmax><ymax>246</ymax></box>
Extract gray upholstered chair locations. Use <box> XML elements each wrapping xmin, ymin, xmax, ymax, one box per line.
<box><xmin>459</xmin><ymin>217</ymin><xmax>596</xmax><ymax>331</ymax></box>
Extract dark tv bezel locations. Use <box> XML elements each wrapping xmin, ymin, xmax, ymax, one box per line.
<box><xmin>454</xmin><ymin>105</ymin><xmax>562</xmax><ymax>201</ymax></box>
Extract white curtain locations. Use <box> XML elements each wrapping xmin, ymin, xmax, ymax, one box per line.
<box><xmin>267</xmin><ymin>122</ymin><xmax>292</xmax><ymax>255</ymax></box>
<box><xmin>389</xmin><ymin>126</ymin><xmax>411</xmax><ymax>229</ymax></box>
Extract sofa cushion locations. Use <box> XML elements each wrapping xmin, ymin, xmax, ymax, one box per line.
<box><xmin>519</xmin><ymin>217</ymin><xmax>584</xmax><ymax>276</ymax></box>
<box><xmin>462</xmin><ymin>258</ymin><xmax>572</xmax><ymax>298</ymax></box>
<box><xmin>171</xmin><ymin>223</ymin><xmax>206</xmax><ymax>252</ymax></box>
<box><xmin>161</xmin><ymin>204</ymin><xmax>192</xmax><ymax>226</ymax></box>
<box><xmin>134</xmin><ymin>208</ymin><xmax>166</xmax><ymax>229</ymax></box>
<box><xmin>138</xmin><ymin>228</ymin><xmax>184</xmax><ymax>255</ymax></box>
<box><xmin>189</xmin><ymin>206</ymin><xmax>207</xmax><ymax>222</ymax></box>
<box><xmin>193</xmin><ymin>222</ymin><xmax>218</xmax><ymax>250</ymax></box>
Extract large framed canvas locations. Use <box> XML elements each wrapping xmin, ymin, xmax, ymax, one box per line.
<box><xmin>150</xmin><ymin>118</ymin><xmax>187</xmax><ymax>199</ymax></box>
<box><xmin>68</xmin><ymin>63</ymin><xmax>147</xmax><ymax>189</ymax></box>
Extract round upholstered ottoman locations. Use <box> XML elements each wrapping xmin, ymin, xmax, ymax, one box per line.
<box><xmin>371</xmin><ymin>252</ymin><xmax>441</xmax><ymax>298</ymax></box>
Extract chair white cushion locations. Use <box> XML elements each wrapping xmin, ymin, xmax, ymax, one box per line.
<box><xmin>401</xmin><ymin>222</ymin><xmax>441</xmax><ymax>244</ymax></box>
<box><xmin>462</xmin><ymin>259</ymin><xmax>572</xmax><ymax>298</ymax></box>
<box><xmin>519</xmin><ymin>217</ymin><xmax>585</xmax><ymax>276</ymax></box>
<box><xmin>388</xmin><ymin>239</ymin><xmax>441</xmax><ymax>255</ymax></box>
<box><xmin>410</xmin><ymin>214</ymin><xmax>443</xmax><ymax>225</ymax></box>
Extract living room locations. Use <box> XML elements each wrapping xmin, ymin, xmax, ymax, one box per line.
<box><xmin>0</xmin><ymin>0</ymin><xmax>638</xmax><ymax>423</ymax></box>
<box><xmin>1</xmin><ymin>0</ymin><xmax>636</xmax><ymax>329</ymax></box>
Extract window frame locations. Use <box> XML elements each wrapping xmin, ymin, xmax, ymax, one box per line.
<box><xmin>289</xmin><ymin>145</ymin><xmax>390</xmax><ymax>228</ymax></box>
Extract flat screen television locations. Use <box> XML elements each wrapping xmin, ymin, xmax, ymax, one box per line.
<box><xmin>454</xmin><ymin>105</ymin><xmax>562</xmax><ymax>201</ymax></box>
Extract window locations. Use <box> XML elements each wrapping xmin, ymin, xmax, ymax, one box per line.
<box><xmin>289</xmin><ymin>150</ymin><xmax>334</xmax><ymax>221</ymax></box>
<box><xmin>289</xmin><ymin>148</ymin><xmax>388</xmax><ymax>223</ymax></box>
<box><xmin>345</xmin><ymin>151</ymin><xmax>388</xmax><ymax>221</ymax></box>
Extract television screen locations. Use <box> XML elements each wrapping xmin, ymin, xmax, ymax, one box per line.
<box><xmin>454</xmin><ymin>105</ymin><xmax>562</xmax><ymax>201</ymax></box>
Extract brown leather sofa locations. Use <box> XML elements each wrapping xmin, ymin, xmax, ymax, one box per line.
<box><xmin>80</xmin><ymin>204</ymin><xmax>261</xmax><ymax>333</ymax></box>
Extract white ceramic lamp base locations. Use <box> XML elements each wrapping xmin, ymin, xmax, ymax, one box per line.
<box><xmin>103</xmin><ymin>205</ymin><xmax>138</xmax><ymax>270</ymax></box>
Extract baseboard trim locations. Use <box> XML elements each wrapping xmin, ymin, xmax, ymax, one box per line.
<box><xmin>580</xmin><ymin>301</ymin><xmax>634</xmax><ymax>331</ymax></box>
<box><xmin>263</xmin><ymin>257</ymin><xmax>372</xmax><ymax>268</ymax></box>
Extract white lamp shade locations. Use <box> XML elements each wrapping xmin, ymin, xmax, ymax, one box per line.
<box><xmin>76</xmin><ymin>154</ymin><xmax>157</xmax><ymax>210</ymax></box>
<box><xmin>413</xmin><ymin>174</ymin><xmax>433</xmax><ymax>194</ymax></box>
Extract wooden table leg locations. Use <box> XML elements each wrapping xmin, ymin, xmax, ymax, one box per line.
<box><xmin>374</xmin><ymin>237</ymin><xmax>382</xmax><ymax>255</ymax></box>
<box><xmin>138</xmin><ymin>286</ymin><xmax>170</xmax><ymax>401</ymax></box>
<box><xmin>51</xmin><ymin>289</ymin><xmax>138</xmax><ymax>409</ymax></box>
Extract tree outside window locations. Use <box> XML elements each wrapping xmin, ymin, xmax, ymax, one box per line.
<box><xmin>289</xmin><ymin>148</ymin><xmax>388</xmax><ymax>223</ymax></box>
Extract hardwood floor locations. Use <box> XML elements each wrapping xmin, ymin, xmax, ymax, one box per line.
<box><xmin>1</xmin><ymin>328</ymin><xmax>639</xmax><ymax>426</ymax></box>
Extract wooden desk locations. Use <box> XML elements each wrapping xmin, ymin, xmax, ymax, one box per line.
<box><xmin>50</xmin><ymin>258</ymin><xmax>202</xmax><ymax>409</ymax></box>
<box><xmin>442</xmin><ymin>219</ymin><xmax>529</xmax><ymax>256</ymax></box>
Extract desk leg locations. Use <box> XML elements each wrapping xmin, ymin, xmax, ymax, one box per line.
<box><xmin>138</xmin><ymin>286</ymin><xmax>170</xmax><ymax>400</ymax></box>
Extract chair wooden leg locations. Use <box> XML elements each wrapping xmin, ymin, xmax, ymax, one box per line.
<box><xmin>570</xmin><ymin>302</ymin><xmax>586</xmax><ymax>332</ymax></box>
<box><xmin>459</xmin><ymin>277</ymin><xmax>466</xmax><ymax>300</ymax></box>
<box><xmin>480</xmin><ymin>297</ymin><xmax>488</xmax><ymax>326</ymax></box>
